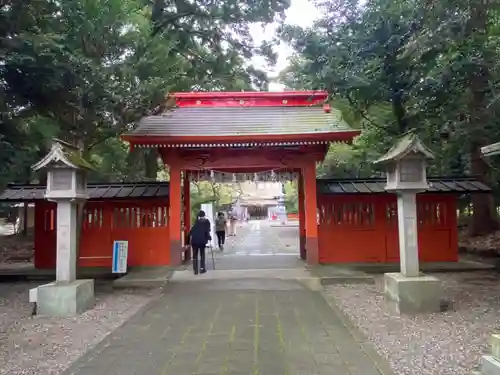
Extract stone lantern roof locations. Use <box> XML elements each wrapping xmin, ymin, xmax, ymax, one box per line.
<box><xmin>374</xmin><ymin>132</ymin><xmax>435</xmax><ymax>165</ymax></box>
<box><xmin>32</xmin><ymin>139</ymin><xmax>95</xmax><ymax>171</ymax></box>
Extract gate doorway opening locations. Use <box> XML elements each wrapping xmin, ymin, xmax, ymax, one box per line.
<box><xmin>247</xmin><ymin>206</ymin><xmax>267</xmax><ymax>220</ymax></box>
<box><xmin>183</xmin><ymin>174</ymin><xmax>302</xmax><ymax>270</ymax></box>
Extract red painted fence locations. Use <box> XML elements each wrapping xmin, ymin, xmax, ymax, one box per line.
<box><xmin>33</xmin><ymin>193</ymin><xmax>458</xmax><ymax>268</ymax></box>
<box><xmin>317</xmin><ymin>194</ymin><xmax>458</xmax><ymax>263</ymax></box>
<box><xmin>34</xmin><ymin>199</ymin><xmax>170</xmax><ymax>269</ymax></box>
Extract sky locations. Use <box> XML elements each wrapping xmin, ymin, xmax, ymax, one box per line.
<box><xmin>248</xmin><ymin>0</ymin><xmax>321</xmax><ymax>91</ymax></box>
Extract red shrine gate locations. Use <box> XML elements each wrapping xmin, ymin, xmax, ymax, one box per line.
<box><xmin>0</xmin><ymin>91</ymin><xmax>491</xmax><ymax>268</ymax></box>
<box><xmin>122</xmin><ymin>90</ymin><xmax>359</xmax><ymax>265</ymax></box>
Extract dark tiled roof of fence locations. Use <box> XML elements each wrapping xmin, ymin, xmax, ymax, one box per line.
<box><xmin>0</xmin><ymin>182</ymin><xmax>170</xmax><ymax>202</ymax></box>
<box><xmin>317</xmin><ymin>177</ymin><xmax>490</xmax><ymax>194</ymax></box>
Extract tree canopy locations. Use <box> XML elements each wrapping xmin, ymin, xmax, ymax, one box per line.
<box><xmin>0</xmin><ymin>0</ymin><xmax>289</xmax><ymax>187</ymax></box>
<box><xmin>279</xmin><ymin>0</ymin><xmax>500</xmax><ymax>235</ymax></box>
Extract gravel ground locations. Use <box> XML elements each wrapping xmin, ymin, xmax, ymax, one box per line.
<box><xmin>0</xmin><ymin>282</ymin><xmax>161</xmax><ymax>375</ymax></box>
<box><xmin>324</xmin><ymin>271</ymin><xmax>500</xmax><ymax>375</ymax></box>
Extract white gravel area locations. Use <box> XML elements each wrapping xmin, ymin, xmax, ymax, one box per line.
<box><xmin>324</xmin><ymin>271</ymin><xmax>500</xmax><ymax>375</ymax></box>
<box><xmin>0</xmin><ymin>282</ymin><xmax>161</xmax><ymax>375</ymax></box>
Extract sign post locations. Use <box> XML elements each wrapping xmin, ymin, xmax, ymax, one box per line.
<box><xmin>200</xmin><ymin>203</ymin><xmax>215</xmax><ymax>248</ymax></box>
<box><xmin>112</xmin><ymin>241</ymin><xmax>128</xmax><ymax>274</ymax></box>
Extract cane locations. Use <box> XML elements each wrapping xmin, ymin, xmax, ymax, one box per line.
<box><xmin>209</xmin><ymin>244</ymin><xmax>216</xmax><ymax>270</ymax></box>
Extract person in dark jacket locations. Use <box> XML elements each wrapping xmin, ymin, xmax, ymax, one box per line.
<box><xmin>186</xmin><ymin>210</ymin><xmax>212</xmax><ymax>274</ymax></box>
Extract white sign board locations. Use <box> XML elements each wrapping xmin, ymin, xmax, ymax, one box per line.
<box><xmin>200</xmin><ymin>203</ymin><xmax>215</xmax><ymax>248</ymax></box>
<box><xmin>276</xmin><ymin>205</ymin><xmax>287</xmax><ymax>224</ymax></box>
<box><xmin>112</xmin><ymin>240</ymin><xmax>128</xmax><ymax>273</ymax></box>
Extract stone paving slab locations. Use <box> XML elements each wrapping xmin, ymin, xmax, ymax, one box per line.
<box><xmin>113</xmin><ymin>266</ymin><xmax>174</xmax><ymax>289</ymax></box>
<box><xmin>188</xmin><ymin>221</ymin><xmax>302</xmax><ymax>271</ymax></box>
<box><xmin>62</xmin><ymin>279</ymin><xmax>392</xmax><ymax>375</ymax></box>
<box><xmin>171</xmin><ymin>268</ymin><xmax>312</xmax><ymax>282</ymax></box>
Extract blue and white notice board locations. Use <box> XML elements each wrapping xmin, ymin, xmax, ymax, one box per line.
<box><xmin>112</xmin><ymin>241</ymin><xmax>128</xmax><ymax>273</ymax></box>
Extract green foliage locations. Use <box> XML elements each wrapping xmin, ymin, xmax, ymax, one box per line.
<box><xmin>283</xmin><ymin>181</ymin><xmax>298</xmax><ymax>213</ymax></box>
<box><xmin>0</xmin><ymin>0</ymin><xmax>288</xmax><ymax>187</ymax></box>
<box><xmin>150</xmin><ymin>0</ymin><xmax>290</xmax><ymax>90</ymax></box>
<box><xmin>189</xmin><ymin>182</ymin><xmax>239</xmax><ymax>224</ymax></box>
<box><xmin>280</xmin><ymin>0</ymin><xmax>500</xmax><ymax>234</ymax></box>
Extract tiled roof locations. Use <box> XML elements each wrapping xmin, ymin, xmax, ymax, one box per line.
<box><xmin>317</xmin><ymin>177</ymin><xmax>491</xmax><ymax>194</ymax></box>
<box><xmin>4</xmin><ymin>177</ymin><xmax>484</xmax><ymax>202</ymax></box>
<box><xmin>0</xmin><ymin>182</ymin><xmax>170</xmax><ymax>202</ymax></box>
<box><xmin>129</xmin><ymin>106</ymin><xmax>352</xmax><ymax>137</ymax></box>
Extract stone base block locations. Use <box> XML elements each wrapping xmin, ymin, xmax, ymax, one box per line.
<box><xmin>297</xmin><ymin>277</ymin><xmax>323</xmax><ymax>291</ymax></box>
<box><xmin>491</xmin><ymin>334</ymin><xmax>500</xmax><ymax>360</ymax></box>
<box><xmin>37</xmin><ymin>279</ymin><xmax>95</xmax><ymax>316</ymax></box>
<box><xmin>384</xmin><ymin>272</ymin><xmax>441</xmax><ymax>314</ymax></box>
<box><xmin>482</xmin><ymin>355</ymin><xmax>500</xmax><ymax>375</ymax></box>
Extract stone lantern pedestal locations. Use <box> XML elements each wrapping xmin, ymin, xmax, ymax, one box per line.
<box><xmin>374</xmin><ymin>132</ymin><xmax>441</xmax><ymax>314</ymax></box>
<box><xmin>31</xmin><ymin>139</ymin><xmax>95</xmax><ymax>316</ymax></box>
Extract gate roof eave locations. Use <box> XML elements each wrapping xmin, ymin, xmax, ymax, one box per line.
<box><xmin>122</xmin><ymin>130</ymin><xmax>360</xmax><ymax>149</ymax></box>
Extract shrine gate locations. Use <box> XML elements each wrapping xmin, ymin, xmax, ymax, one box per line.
<box><xmin>122</xmin><ymin>90</ymin><xmax>359</xmax><ymax>265</ymax></box>
<box><xmin>0</xmin><ymin>91</ymin><xmax>491</xmax><ymax>268</ymax></box>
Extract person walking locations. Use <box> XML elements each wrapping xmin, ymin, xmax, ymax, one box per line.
<box><xmin>215</xmin><ymin>212</ymin><xmax>227</xmax><ymax>251</ymax></box>
<box><xmin>185</xmin><ymin>210</ymin><xmax>211</xmax><ymax>275</ymax></box>
<box><xmin>228</xmin><ymin>213</ymin><xmax>238</xmax><ymax>236</ymax></box>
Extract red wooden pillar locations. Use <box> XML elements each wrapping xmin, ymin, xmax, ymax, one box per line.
<box><xmin>169</xmin><ymin>162</ymin><xmax>182</xmax><ymax>266</ymax></box>
<box><xmin>298</xmin><ymin>171</ymin><xmax>306</xmax><ymax>260</ymax></box>
<box><xmin>303</xmin><ymin>160</ymin><xmax>319</xmax><ymax>265</ymax></box>
<box><xmin>448</xmin><ymin>197</ymin><xmax>459</xmax><ymax>262</ymax></box>
<box><xmin>183</xmin><ymin>170</ymin><xmax>191</xmax><ymax>262</ymax></box>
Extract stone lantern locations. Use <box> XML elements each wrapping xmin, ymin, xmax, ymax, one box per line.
<box><xmin>481</xmin><ymin>141</ymin><xmax>500</xmax><ymax>157</ymax></box>
<box><xmin>31</xmin><ymin>139</ymin><xmax>95</xmax><ymax>316</ymax></box>
<box><xmin>374</xmin><ymin>132</ymin><xmax>441</xmax><ymax>314</ymax></box>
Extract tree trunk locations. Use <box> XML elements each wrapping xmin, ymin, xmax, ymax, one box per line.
<box><xmin>468</xmin><ymin>0</ymin><xmax>498</xmax><ymax>236</ymax></box>
<box><xmin>470</xmin><ymin>144</ymin><xmax>498</xmax><ymax>235</ymax></box>
<box><xmin>144</xmin><ymin>149</ymin><xmax>159</xmax><ymax>180</ymax></box>
<box><xmin>22</xmin><ymin>203</ymin><xmax>28</xmax><ymax>236</ymax></box>
<box><xmin>75</xmin><ymin>145</ymin><xmax>90</xmax><ymax>269</ymax></box>
<box><xmin>384</xmin><ymin>55</ymin><xmax>408</xmax><ymax>134</ymax></box>
<box><xmin>35</xmin><ymin>144</ymin><xmax>50</xmax><ymax>184</ymax></box>
<box><xmin>22</xmin><ymin>165</ymin><xmax>30</xmax><ymax>236</ymax></box>
<box><xmin>151</xmin><ymin>0</ymin><xmax>165</xmax><ymax>34</ymax></box>
<box><xmin>390</xmin><ymin>90</ymin><xmax>408</xmax><ymax>133</ymax></box>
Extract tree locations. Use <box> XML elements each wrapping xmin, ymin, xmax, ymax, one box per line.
<box><xmin>402</xmin><ymin>0</ymin><xmax>500</xmax><ymax>234</ymax></box>
<box><xmin>189</xmin><ymin>181</ymin><xmax>239</xmax><ymax>223</ymax></box>
<box><xmin>1</xmin><ymin>0</ymin><xmax>293</xmax><ymax>185</ymax></box>
<box><xmin>280</xmin><ymin>0</ymin><xmax>500</xmax><ymax>235</ymax></box>
<box><xmin>3</xmin><ymin>0</ymin><xmax>178</xmax><ymax>148</ymax></box>
<box><xmin>150</xmin><ymin>0</ymin><xmax>290</xmax><ymax>90</ymax></box>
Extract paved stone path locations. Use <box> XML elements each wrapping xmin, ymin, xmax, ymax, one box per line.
<box><xmin>63</xmin><ymin>219</ymin><xmax>392</xmax><ymax>375</ymax></box>
<box><xmin>63</xmin><ymin>279</ymin><xmax>391</xmax><ymax>375</ymax></box>
<box><xmin>224</xmin><ymin>221</ymin><xmax>298</xmax><ymax>256</ymax></box>
<box><xmin>206</xmin><ymin>220</ymin><xmax>302</xmax><ymax>270</ymax></box>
